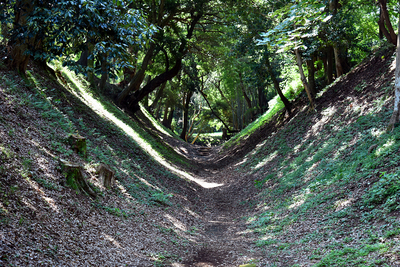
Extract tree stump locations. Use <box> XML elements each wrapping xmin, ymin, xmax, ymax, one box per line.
<box><xmin>67</xmin><ymin>134</ymin><xmax>87</xmax><ymax>158</ymax></box>
<box><xmin>96</xmin><ymin>163</ymin><xmax>115</xmax><ymax>189</ymax></box>
<box><xmin>59</xmin><ymin>159</ymin><xmax>96</xmax><ymax>198</ymax></box>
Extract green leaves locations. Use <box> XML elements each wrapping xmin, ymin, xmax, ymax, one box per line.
<box><xmin>362</xmin><ymin>172</ymin><xmax>400</xmax><ymax>212</ymax></box>
<box><xmin>1</xmin><ymin>0</ymin><xmax>155</xmax><ymax>78</ymax></box>
<box><xmin>258</xmin><ymin>1</ymin><xmax>331</xmax><ymax>53</ymax></box>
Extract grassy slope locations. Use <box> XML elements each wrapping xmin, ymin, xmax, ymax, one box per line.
<box><xmin>0</xmin><ymin>62</ymin><xmax>204</xmax><ymax>266</ymax></box>
<box><xmin>1</xmin><ymin>46</ymin><xmax>400</xmax><ymax>267</ymax></box>
<box><xmin>235</xmin><ymin>49</ymin><xmax>400</xmax><ymax>266</ymax></box>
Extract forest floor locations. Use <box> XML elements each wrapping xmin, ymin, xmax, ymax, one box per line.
<box><xmin>1</xmin><ymin>46</ymin><xmax>400</xmax><ymax>267</ymax></box>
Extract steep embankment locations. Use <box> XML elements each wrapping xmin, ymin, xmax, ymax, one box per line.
<box><xmin>204</xmin><ymin>47</ymin><xmax>400</xmax><ymax>266</ymax></box>
<box><xmin>1</xmin><ymin>46</ymin><xmax>400</xmax><ymax>267</ymax></box>
<box><xmin>0</xmin><ymin>60</ymin><xmax>216</xmax><ymax>266</ymax></box>
<box><xmin>142</xmin><ymin>47</ymin><xmax>400</xmax><ymax>266</ymax></box>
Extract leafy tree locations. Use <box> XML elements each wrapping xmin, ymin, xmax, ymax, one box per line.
<box><xmin>1</xmin><ymin>0</ymin><xmax>152</xmax><ymax>81</ymax></box>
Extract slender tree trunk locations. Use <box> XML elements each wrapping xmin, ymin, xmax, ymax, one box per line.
<box><xmin>326</xmin><ymin>46</ymin><xmax>334</xmax><ymax>84</ymax></box>
<box><xmin>333</xmin><ymin>46</ymin><xmax>344</xmax><ymax>77</ymax></box>
<box><xmin>10</xmin><ymin>0</ymin><xmax>35</xmax><ymax>73</ymax></box>
<box><xmin>99</xmin><ymin>52</ymin><xmax>108</xmax><ymax>92</ymax></box>
<box><xmin>199</xmin><ymin>89</ymin><xmax>233</xmax><ymax>132</ymax></box>
<box><xmin>306</xmin><ymin>57</ymin><xmax>316</xmax><ymax>97</ymax></box>
<box><xmin>166</xmin><ymin>107</ymin><xmax>174</xmax><ymax>130</ymax></box>
<box><xmin>116</xmin><ymin>42</ymin><xmax>156</xmax><ymax>104</ymax></box>
<box><xmin>295</xmin><ymin>48</ymin><xmax>315</xmax><ymax>109</ymax></box>
<box><xmin>87</xmin><ymin>43</ymin><xmax>95</xmax><ymax>87</ymax></box>
<box><xmin>239</xmin><ymin>72</ymin><xmax>253</xmax><ymax>121</ymax></box>
<box><xmin>258</xmin><ymin>86</ymin><xmax>268</xmax><ymax>113</ymax></box>
<box><xmin>126</xmin><ymin>13</ymin><xmax>202</xmax><ymax>112</ymax></box>
<box><xmin>265</xmin><ymin>54</ymin><xmax>292</xmax><ymax>114</ymax></box>
<box><xmin>77</xmin><ymin>47</ymin><xmax>88</xmax><ymax>67</ymax></box>
<box><xmin>149</xmin><ymin>81</ymin><xmax>167</xmax><ymax>112</ymax></box>
<box><xmin>162</xmin><ymin>103</ymin><xmax>170</xmax><ymax>126</ymax></box>
<box><xmin>155</xmin><ymin>102</ymin><xmax>162</xmax><ymax>120</ymax></box>
<box><xmin>180</xmin><ymin>91</ymin><xmax>193</xmax><ymax>140</ymax></box>
<box><xmin>388</xmin><ymin>19</ymin><xmax>400</xmax><ymax>131</ymax></box>
<box><xmin>378</xmin><ymin>0</ymin><xmax>397</xmax><ymax>46</ymax></box>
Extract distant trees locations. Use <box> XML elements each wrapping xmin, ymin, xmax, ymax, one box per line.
<box><xmin>0</xmin><ymin>0</ymin><xmax>397</xmax><ymax>139</ymax></box>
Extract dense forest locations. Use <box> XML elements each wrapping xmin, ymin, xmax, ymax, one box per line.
<box><xmin>2</xmin><ymin>0</ymin><xmax>400</xmax><ymax>266</ymax></box>
<box><xmin>2</xmin><ymin>0</ymin><xmax>400</xmax><ymax>140</ymax></box>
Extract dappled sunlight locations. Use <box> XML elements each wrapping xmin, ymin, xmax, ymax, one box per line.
<box><xmin>375</xmin><ymin>139</ymin><xmax>395</xmax><ymax>157</ymax></box>
<box><xmin>102</xmin><ymin>233</ymin><xmax>122</xmax><ymax>248</ymax></box>
<box><xmin>288</xmin><ymin>190</ymin><xmax>309</xmax><ymax>210</ymax></box>
<box><xmin>184</xmin><ymin>207</ymin><xmax>201</xmax><ymax>219</ymax></box>
<box><xmin>42</xmin><ymin>196</ymin><xmax>59</xmax><ymax>212</ymax></box>
<box><xmin>254</xmin><ymin>151</ymin><xmax>278</xmax><ymax>170</ymax></box>
<box><xmin>28</xmin><ymin>138</ymin><xmax>58</xmax><ymax>159</ymax></box>
<box><xmin>305</xmin><ymin>162</ymin><xmax>321</xmax><ymax>182</ymax></box>
<box><xmin>25</xmin><ymin>178</ymin><xmax>60</xmax><ymax>213</ymax></box>
<box><xmin>134</xmin><ymin>174</ymin><xmax>160</xmax><ymax>190</ymax></box>
<box><xmin>164</xmin><ymin>214</ymin><xmax>186</xmax><ymax>231</ymax></box>
<box><xmin>116</xmin><ymin>182</ymin><xmax>137</xmax><ymax>202</ymax></box>
<box><xmin>20</xmin><ymin>197</ymin><xmax>37</xmax><ymax>213</ymax></box>
<box><xmin>234</xmin><ymin>157</ymin><xmax>248</xmax><ymax>166</ymax></box>
<box><xmin>371</xmin><ymin>127</ymin><xmax>386</xmax><ymax>138</ymax></box>
<box><xmin>311</xmin><ymin>106</ymin><xmax>336</xmax><ymax>134</ymax></box>
<box><xmin>334</xmin><ymin>198</ymin><xmax>354</xmax><ymax>212</ymax></box>
<box><xmin>140</xmin><ymin>106</ymin><xmax>173</xmax><ymax>137</ymax></box>
<box><xmin>60</xmin><ymin>67</ymin><xmax>223</xmax><ymax>189</ymax></box>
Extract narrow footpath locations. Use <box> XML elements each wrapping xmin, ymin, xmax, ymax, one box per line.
<box><xmin>178</xmin><ymin>146</ymin><xmax>266</xmax><ymax>266</ymax></box>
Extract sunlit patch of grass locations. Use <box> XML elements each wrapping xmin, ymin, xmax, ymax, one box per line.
<box><xmin>237</xmin><ymin>72</ymin><xmax>400</xmax><ymax>264</ymax></box>
<box><xmin>53</xmin><ymin>65</ymin><xmax>223</xmax><ymax>188</ymax></box>
<box><xmin>224</xmin><ymin>86</ymin><xmax>303</xmax><ymax>149</ymax></box>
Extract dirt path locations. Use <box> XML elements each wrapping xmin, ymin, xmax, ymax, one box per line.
<box><xmin>179</xmin><ymin>149</ymin><xmax>266</xmax><ymax>267</ymax></box>
<box><xmin>134</xmin><ymin>110</ymin><xmax>277</xmax><ymax>266</ymax></box>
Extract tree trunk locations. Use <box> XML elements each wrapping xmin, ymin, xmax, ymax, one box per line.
<box><xmin>166</xmin><ymin>107</ymin><xmax>174</xmax><ymax>130</ymax></box>
<box><xmin>265</xmin><ymin>54</ymin><xmax>292</xmax><ymax>114</ymax></box>
<box><xmin>326</xmin><ymin>46</ymin><xmax>334</xmax><ymax>84</ymax></box>
<box><xmin>149</xmin><ymin>81</ymin><xmax>167</xmax><ymax>112</ymax></box>
<box><xmin>239</xmin><ymin>72</ymin><xmax>253</xmax><ymax>121</ymax></box>
<box><xmin>99</xmin><ymin>52</ymin><xmax>108</xmax><ymax>92</ymax></box>
<box><xmin>333</xmin><ymin>46</ymin><xmax>344</xmax><ymax>78</ymax></box>
<box><xmin>378</xmin><ymin>0</ymin><xmax>397</xmax><ymax>46</ymax></box>
<box><xmin>59</xmin><ymin>159</ymin><xmax>97</xmax><ymax>198</ymax></box>
<box><xmin>87</xmin><ymin>43</ymin><xmax>95</xmax><ymax>87</ymax></box>
<box><xmin>116</xmin><ymin>42</ymin><xmax>156</xmax><ymax>104</ymax></box>
<box><xmin>388</xmin><ymin>19</ymin><xmax>400</xmax><ymax>131</ymax></box>
<box><xmin>295</xmin><ymin>48</ymin><xmax>314</xmax><ymax>109</ymax></box>
<box><xmin>97</xmin><ymin>163</ymin><xmax>115</xmax><ymax>189</ymax></box>
<box><xmin>258</xmin><ymin>86</ymin><xmax>268</xmax><ymax>113</ymax></box>
<box><xmin>180</xmin><ymin>91</ymin><xmax>192</xmax><ymax>140</ymax></box>
<box><xmin>10</xmin><ymin>0</ymin><xmax>35</xmax><ymax>73</ymax></box>
<box><xmin>162</xmin><ymin>103</ymin><xmax>170</xmax><ymax>127</ymax></box>
<box><xmin>126</xmin><ymin>13</ymin><xmax>202</xmax><ymax>112</ymax></box>
<box><xmin>77</xmin><ymin>47</ymin><xmax>88</xmax><ymax>67</ymax></box>
<box><xmin>306</xmin><ymin>57</ymin><xmax>316</xmax><ymax>97</ymax></box>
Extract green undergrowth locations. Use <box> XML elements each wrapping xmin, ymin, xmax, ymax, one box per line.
<box><xmin>224</xmin><ymin>86</ymin><xmax>302</xmax><ymax>150</ymax></box>
<box><xmin>238</xmin><ymin>62</ymin><xmax>400</xmax><ymax>264</ymax></box>
<box><xmin>1</xmin><ymin>65</ymin><xmax>193</xmax><ymax>207</ymax></box>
